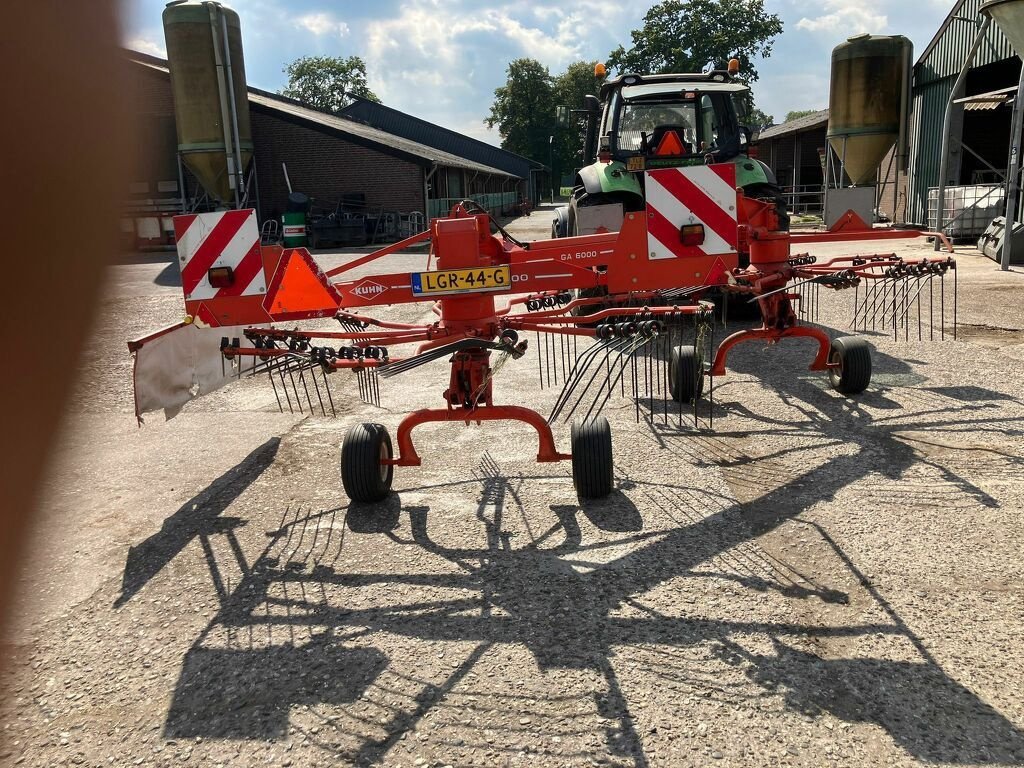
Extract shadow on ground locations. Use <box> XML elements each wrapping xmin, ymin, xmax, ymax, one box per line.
<box><xmin>127</xmin><ymin>343</ymin><xmax>1024</xmax><ymax>765</ymax></box>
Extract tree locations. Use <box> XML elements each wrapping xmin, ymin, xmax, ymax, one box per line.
<box><xmin>784</xmin><ymin>109</ymin><xmax>821</xmax><ymax>123</ymax></box>
<box><xmin>485</xmin><ymin>58</ymin><xmax>555</xmax><ymax>164</ymax></box>
<box><xmin>281</xmin><ymin>55</ymin><xmax>379</xmax><ymax>113</ymax></box>
<box><xmin>552</xmin><ymin>61</ymin><xmax>601</xmax><ymax>183</ymax></box>
<box><xmin>607</xmin><ymin>0</ymin><xmax>783</xmax><ymax>83</ymax></box>
<box><xmin>748</xmin><ymin>107</ymin><xmax>774</xmax><ymax>129</ymax></box>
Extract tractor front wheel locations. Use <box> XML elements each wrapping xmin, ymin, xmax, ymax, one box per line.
<box><xmin>828</xmin><ymin>336</ymin><xmax>872</xmax><ymax>395</ymax></box>
<box><xmin>571</xmin><ymin>417</ymin><xmax>614</xmax><ymax>500</ymax></box>
<box><xmin>341</xmin><ymin>423</ymin><xmax>395</xmax><ymax>503</ymax></box>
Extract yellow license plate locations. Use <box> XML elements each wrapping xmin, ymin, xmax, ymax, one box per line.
<box><xmin>626</xmin><ymin>156</ymin><xmax>646</xmax><ymax>172</ymax></box>
<box><xmin>411</xmin><ymin>265</ymin><xmax>512</xmax><ymax>297</ymax></box>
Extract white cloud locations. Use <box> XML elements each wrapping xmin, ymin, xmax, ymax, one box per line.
<box><xmin>126</xmin><ymin>36</ymin><xmax>166</xmax><ymax>58</ymax></box>
<box><xmin>796</xmin><ymin>0</ymin><xmax>888</xmax><ymax>34</ymax></box>
<box><xmin>295</xmin><ymin>12</ymin><xmax>349</xmax><ymax>38</ymax></box>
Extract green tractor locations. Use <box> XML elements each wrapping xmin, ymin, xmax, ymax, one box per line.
<box><xmin>551</xmin><ymin>65</ymin><xmax>788</xmax><ymax>258</ymax></box>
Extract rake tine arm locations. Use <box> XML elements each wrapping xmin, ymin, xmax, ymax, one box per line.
<box><xmin>336</xmin><ymin>311</ymin><xmax>430</xmax><ymax>331</ymax></box>
<box><xmin>324</xmin><ymin>227</ymin><xmax>431</xmax><ymax>279</ymax></box>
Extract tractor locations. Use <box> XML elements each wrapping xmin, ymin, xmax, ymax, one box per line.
<box><xmin>552</xmin><ymin>61</ymin><xmax>788</xmax><ymax>261</ymax></box>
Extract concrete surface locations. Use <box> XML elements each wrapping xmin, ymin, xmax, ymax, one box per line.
<box><xmin>2</xmin><ymin>204</ymin><xmax>1023</xmax><ymax>767</ymax></box>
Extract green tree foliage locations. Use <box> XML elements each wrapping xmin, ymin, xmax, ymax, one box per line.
<box><xmin>552</xmin><ymin>61</ymin><xmax>601</xmax><ymax>181</ymax></box>
<box><xmin>281</xmin><ymin>55</ymin><xmax>379</xmax><ymax>113</ymax></box>
<box><xmin>608</xmin><ymin>0</ymin><xmax>783</xmax><ymax>82</ymax></box>
<box><xmin>784</xmin><ymin>109</ymin><xmax>821</xmax><ymax>122</ymax></box>
<box><xmin>485</xmin><ymin>58</ymin><xmax>555</xmax><ymax>165</ymax></box>
<box><xmin>748</xmin><ymin>107</ymin><xmax>775</xmax><ymax>129</ymax></box>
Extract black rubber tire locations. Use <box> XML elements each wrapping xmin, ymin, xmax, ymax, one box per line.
<box><xmin>340</xmin><ymin>423</ymin><xmax>394</xmax><ymax>503</ymax></box>
<box><xmin>669</xmin><ymin>345</ymin><xmax>705</xmax><ymax>403</ymax></box>
<box><xmin>571</xmin><ymin>417</ymin><xmax>614</xmax><ymax>500</ymax></box>
<box><xmin>828</xmin><ymin>336</ymin><xmax>872</xmax><ymax>395</ymax></box>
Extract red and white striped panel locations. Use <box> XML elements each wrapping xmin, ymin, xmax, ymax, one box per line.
<box><xmin>173</xmin><ymin>209</ymin><xmax>265</xmax><ymax>302</ymax></box>
<box><xmin>645</xmin><ymin>165</ymin><xmax>738</xmax><ymax>260</ymax></box>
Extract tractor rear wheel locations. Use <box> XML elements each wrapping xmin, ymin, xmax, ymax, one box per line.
<box><xmin>669</xmin><ymin>345</ymin><xmax>705</xmax><ymax>403</ymax></box>
<box><xmin>341</xmin><ymin>423</ymin><xmax>394</xmax><ymax>503</ymax></box>
<box><xmin>828</xmin><ymin>336</ymin><xmax>872</xmax><ymax>395</ymax></box>
<box><xmin>571</xmin><ymin>417</ymin><xmax>614</xmax><ymax>500</ymax></box>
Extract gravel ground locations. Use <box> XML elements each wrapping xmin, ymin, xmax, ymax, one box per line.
<box><xmin>2</xmin><ymin>206</ymin><xmax>1023</xmax><ymax>767</ymax></box>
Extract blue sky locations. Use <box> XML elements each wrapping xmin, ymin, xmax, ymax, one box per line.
<box><xmin>125</xmin><ymin>0</ymin><xmax>955</xmax><ymax>144</ymax></box>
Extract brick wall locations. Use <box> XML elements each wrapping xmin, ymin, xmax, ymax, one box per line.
<box><xmin>251</xmin><ymin>110</ymin><xmax>425</xmax><ymax>222</ymax></box>
<box><xmin>123</xmin><ymin>59</ymin><xmax>426</xmax><ymax>221</ymax></box>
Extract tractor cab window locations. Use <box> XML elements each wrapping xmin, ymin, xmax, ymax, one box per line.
<box><xmin>617</xmin><ymin>100</ymin><xmax>698</xmax><ymax>153</ymax></box>
<box><xmin>700</xmin><ymin>95</ymin><xmax>723</xmax><ymax>152</ymax></box>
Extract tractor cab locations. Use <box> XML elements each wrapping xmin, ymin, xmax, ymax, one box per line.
<box><xmin>595</xmin><ymin>74</ymin><xmax>751</xmax><ymax>171</ymax></box>
<box><xmin>554</xmin><ymin>65</ymin><xmax>784</xmax><ymax>241</ymax></box>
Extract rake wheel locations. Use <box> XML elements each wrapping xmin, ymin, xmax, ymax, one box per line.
<box><xmin>669</xmin><ymin>345</ymin><xmax>705</xmax><ymax>403</ymax></box>
<box><xmin>828</xmin><ymin>336</ymin><xmax>872</xmax><ymax>396</ymax></box>
<box><xmin>341</xmin><ymin>423</ymin><xmax>394</xmax><ymax>503</ymax></box>
<box><xmin>571</xmin><ymin>416</ymin><xmax>614</xmax><ymax>500</ymax></box>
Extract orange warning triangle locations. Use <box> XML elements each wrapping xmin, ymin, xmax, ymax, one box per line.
<box><xmin>704</xmin><ymin>256</ymin><xmax>729</xmax><ymax>286</ymax></box>
<box><xmin>655</xmin><ymin>130</ymin><xmax>685</xmax><ymax>156</ymax></box>
<box><xmin>263</xmin><ymin>249</ymin><xmax>341</xmax><ymax>319</ymax></box>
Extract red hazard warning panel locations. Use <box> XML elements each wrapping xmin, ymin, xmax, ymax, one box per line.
<box><xmin>645</xmin><ymin>164</ymin><xmax>739</xmax><ymax>261</ymax></box>
<box><xmin>263</xmin><ymin>248</ymin><xmax>342</xmax><ymax>321</ymax></box>
<box><xmin>173</xmin><ymin>209</ymin><xmax>265</xmax><ymax>302</ymax></box>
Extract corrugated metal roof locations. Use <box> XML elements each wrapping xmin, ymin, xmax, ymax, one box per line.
<box><xmin>339</xmin><ymin>97</ymin><xmax>540</xmax><ymax>178</ymax></box>
<box><xmin>758</xmin><ymin>110</ymin><xmax>830</xmax><ymax>140</ymax></box>
<box><xmin>957</xmin><ymin>85</ymin><xmax>1015</xmax><ymax>109</ymax></box>
<box><xmin>915</xmin><ymin>0</ymin><xmax>1017</xmax><ymax>88</ymax></box>
<box><xmin>247</xmin><ymin>91</ymin><xmax>518</xmax><ymax>178</ymax></box>
<box><xmin>124</xmin><ymin>50</ymin><xmax>519</xmax><ymax>179</ymax></box>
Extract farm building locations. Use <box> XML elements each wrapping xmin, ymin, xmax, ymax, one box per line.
<box><xmin>123</xmin><ymin>50</ymin><xmax>536</xmax><ymax>249</ymax></box>
<box><xmin>907</xmin><ymin>0</ymin><xmax>1021</xmax><ymax>229</ymax></box>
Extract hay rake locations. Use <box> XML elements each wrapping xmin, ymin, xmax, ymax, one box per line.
<box><xmin>130</xmin><ymin>161</ymin><xmax>956</xmax><ymax>505</ymax></box>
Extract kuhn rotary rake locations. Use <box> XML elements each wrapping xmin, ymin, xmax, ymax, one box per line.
<box><xmin>130</xmin><ymin>162</ymin><xmax>956</xmax><ymax>503</ymax></box>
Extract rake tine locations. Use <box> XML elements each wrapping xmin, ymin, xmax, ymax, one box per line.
<box><xmin>298</xmin><ymin>369</ymin><xmax>315</xmax><ymax>414</ymax></box>
<box><xmin>632</xmin><ymin>347</ymin><xmax>640</xmax><ymax>423</ymax></box>
<box><xmin>308</xmin><ymin>365</ymin><xmax>327</xmax><ymax>416</ymax></box>
<box><xmin>946</xmin><ymin>262</ymin><xmax>954</xmax><ymax>339</ymax></box>
<box><xmin>583</xmin><ymin>334</ymin><xmax>648</xmax><ymax>423</ymax></box>
<box><xmin>278</xmin><ymin>364</ymin><xmax>294</xmax><ymax>413</ymax></box>
<box><xmin>553</xmin><ymin>336</ymin><xmax>633</xmax><ymax>423</ymax></box>
<box><xmin>941</xmin><ymin>270</ymin><xmax>946</xmax><ymax>341</ymax></box>
<box><xmin>579</xmin><ymin>336</ymin><xmax>637</xmax><ymax>419</ymax></box>
<box><xmin>536</xmin><ymin>332</ymin><xmax>543</xmax><ymax>389</ymax></box>
<box><xmin>373</xmin><ymin>368</ymin><xmax>380</xmax><ymax>407</ymax></box>
<box><xmin>905</xmin><ymin>277</ymin><xmax>913</xmax><ymax>339</ymax></box>
<box><xmin>268</xmin><ymin>361</ymin><xmax>284</xmax><ymax>413</ymax></box>
<box><xmin>850</xmin><ymin>280</ymin><xmax>860</xmax><ymax>330</ymax></box>
<box><xmin>560</xmin><ymin>333</ymin><xmax>568</xmax><ymax>389</ymax></box>
<box><xmin>287</xmin><ymin>369</ymin><xmax>303</xmax><ymax>413</ymax></box>
<box><xmin>917</xmin><ymin>276</ymin><xmax>923</xmax><ymax>342</ymax></box>
<box><xmin>708</xmin><ymin>315</ymin><xmax>716</xmax><ymax>431</ymax></box>
<box><xmin>545</xmin><ymin>331</ymin><xmax>553</xmax><ymax>388</ymax></box>
<box><xmin>582</xmin><ymin>343</ymin><xmax>630</xmax><ymax>423</ymax></box>
<box><xmin>548</xmin><ymin>334</ymin><xmax>618</xmax><ymax>421</ymax></box>
<box><xmin>322</xmin><ymin>369</ymin><xmax>336</xmax><ymax>417</ymax></box>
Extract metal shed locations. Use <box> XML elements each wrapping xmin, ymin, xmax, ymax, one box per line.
<box><xmin>756</xmin><ymin>111</ymin><xmax>830</xmax><ymax>215</ymax></box>
<box><xmin>341</xmin><ymin>96</ymin><xmax>547</xmax><ymax>208</ymax></box>
<box><xmin>907</xmin><ymin>0</ymin><xmax>1021</xmax><ymax>226</ymax></box>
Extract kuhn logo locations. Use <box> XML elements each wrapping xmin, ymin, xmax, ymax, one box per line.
<box><xmin>352</xmin><ymin>280</ymin><xmax>387</xmax><ymax>299</ymax></box>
